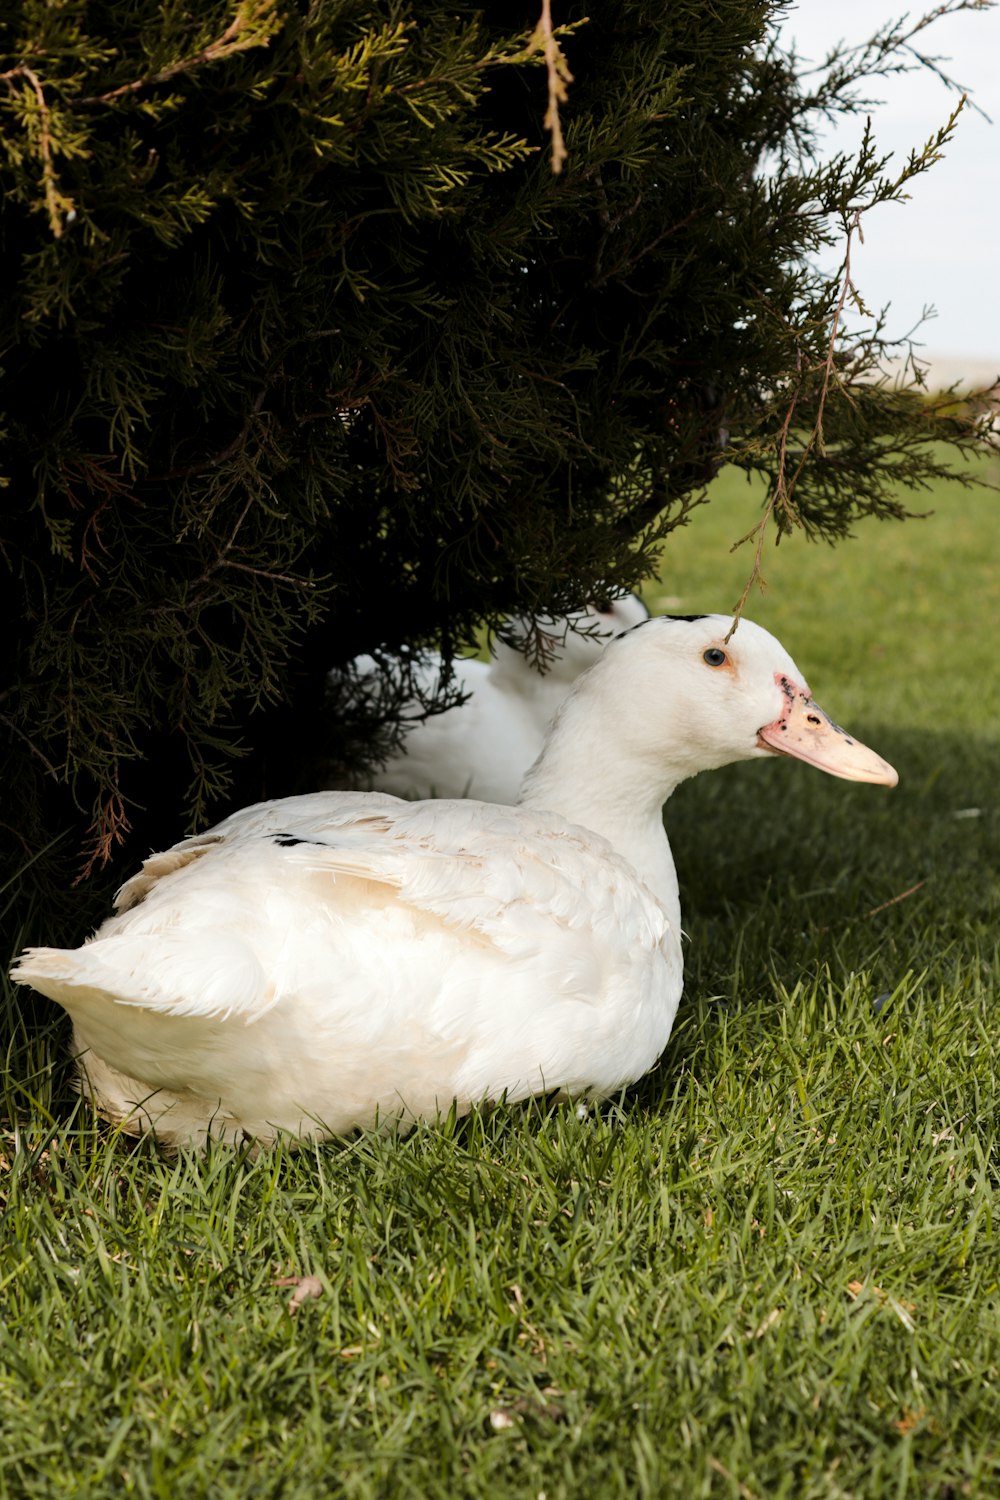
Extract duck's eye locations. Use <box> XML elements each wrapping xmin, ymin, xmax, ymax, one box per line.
<box><xmin>590</xmin><ymin>599</ymin><xmax>615</xmax><ymax>616</ymax></box>
<box><xmin>703</xmin><ymin>648</ymin><xmax>728</xmax><ymax>667</ymax></box>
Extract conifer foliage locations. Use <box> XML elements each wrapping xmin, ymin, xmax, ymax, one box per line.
<box><xmin>0</xmin><ymin>0</ymin><xmax>994</xmax><ymax>926</ymax></box>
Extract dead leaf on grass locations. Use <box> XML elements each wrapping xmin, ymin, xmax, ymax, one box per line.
<box><xmin>752</xmin><ymin>1307</ymin><xmax>782</xmax><ymax>1338</ymax></box>
<box><xmin>846</xmin><ymin>1280</ymin><xmax>917</xmax><ymax>1328</ymax></box>
<box><xmin>894</xmin><ymin>1406</ymin><xmax>929</xmax><ymax>1436</ymax></box>
<box><xmin>847</xmin><ymin>1280</ymin><xmax>915</xmax><ymax>1309</ymax></box>
<box><xmin>273</xmin><ymin>1273</ymin><xmax>324</xmax><ymax>1314</ymax></box>
<box><xmin>487</xmin><ymin>1393</ymin><xmax>567</xmax><ymax>1432</ymax></box>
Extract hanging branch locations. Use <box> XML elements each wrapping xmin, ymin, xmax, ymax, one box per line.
<box><xmin>79</xmin><ymin>0</ymin><xmax>278</xmax><ymax>106</ymax></box>
<box><xmin>527</xmin><ymin>0</ymin><xmax>574</xmax><ymax>174</ymax></box>
<box><xmin>727</xmin><ymin>349</ymin><xmax>804</xmax><ymax>637</ymax></box>
<box><xmin>729</xmin><ymin>205</ymin><xmax>870</xmax><ymax>634</ymax></box>
<box><xmin>77</xmin><ymin>787</ymin><xmax>132</xmax><ymax>882</ymax></box>
<box><xmin>0</xmin><ymin>65</ymin><xmax>72</xmax><ymax>236</ymax></box>
<box><xmin>799</xmin><ymin>0</ymin><xmax>993</xmax><ymax>125</ymax></box>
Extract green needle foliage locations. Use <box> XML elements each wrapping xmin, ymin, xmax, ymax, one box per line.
<box><xmin>0</xmin><ymin>0</ymin><xmax>996</xmax><ymax>926</ymax></box>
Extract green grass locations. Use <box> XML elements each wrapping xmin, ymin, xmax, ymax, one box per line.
<box><xmin>2</xmin><ymin>458</ymin><xmax>999</xmax><ymax>1498</ymax></box>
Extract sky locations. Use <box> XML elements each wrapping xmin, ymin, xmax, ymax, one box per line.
<box><xmin>778</xmin><ymin>0</ymin><xmax>1000</xmax><ymax>372</ymax></box>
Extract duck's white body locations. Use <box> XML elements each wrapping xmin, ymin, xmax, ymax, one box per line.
<box><xmin>12</xmin><ymin>616</ymin><xmax>897</xmax><ymax>1147</ymax></box>
<box><xmin>29</xmin><ymin>797</ymin><xmax>677</xmax><ymax>1145</ymax></box>
<box><xmin>338</xmin><ymin>594</ymin><xmax>649</xmax><ymax>803</ymax></box>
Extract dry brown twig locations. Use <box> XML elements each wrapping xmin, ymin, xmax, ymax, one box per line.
<box><xmin>0</xmin><ymin>64</ymin><xmax>73</xmax><ymax>236</ymax></box>
<box><xmin>727</xmin><ymin>209</ymin><xmax>865</xmax><ymax>639</ymax></box>
<box><xmin>707</xmin><ymin>1456</ymin><xmax>763</xmax><ymax>1500</ymax></box>
<box><xmin>802</xmin><ymin>207</ymin><xmax>865</xmax><ymax>463</ymax></box>
<box><xmin>727</xmin><ymin>348</ymin><xmax>803</xmax><ymax>639</ymax></box>
<box><xmin>78</xmin><ymin>791</ymin><xmax>132</xmax><ymax>882</ymax></box>
<box><xmin>864</xmin><ymin>880</ymin><xmax>927</xmax><ymax>918</ymax></box>
<box><xmin>527</xmin><ymin>0</ymin><xmax>574</xmax><ymax>174</ymax></box>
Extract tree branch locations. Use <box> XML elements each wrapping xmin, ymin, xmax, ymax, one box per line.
<box><xmin>78</xmin><ymin>0</ymin><xmax>277</xmax><ymax>106</ymax></box>
<box><xmin>729</xmin><ymin>208</ymin><xmax>864</xmax><ymax>634</ymax></box>
<box><xmin>0</xmin><ymin>65</ymin><xmax>71</xmax><ymax>236</ymax></box>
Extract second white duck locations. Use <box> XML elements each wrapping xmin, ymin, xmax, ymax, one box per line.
<box><xmin>336</xmin><ymin>593</ymin><xmax>649</xmax><ymax>802</ymax></box>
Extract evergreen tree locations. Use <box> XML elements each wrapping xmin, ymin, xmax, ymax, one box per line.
<box><xmin>0</xmin><ymin>0</ymin><xmax>994</xmax><ymax>942</ymax></box>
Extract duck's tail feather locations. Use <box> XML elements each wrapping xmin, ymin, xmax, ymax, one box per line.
<box><xmin>10</xmin><ymin>933</ymin><xmax>269</xmax><ymax>1023</ymax></box>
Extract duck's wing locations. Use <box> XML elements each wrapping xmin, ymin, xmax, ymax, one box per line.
<box><xmin>124</xmin><ymin>789</ymin><xmax>667</xmax><ymax>944</ymax></box>
<box><xmin>112</xmin><ymin>790</ymin><xmax>406</xmax><ymax>911</ymax></box>
<box><xmin>210</xmin><ymin>794</ymin><xmax>672</xmax><ymax>953</ymax></box>
<box><xmin>13</xmin><ymin>794</ymin><xmax>673</xmax><ymax>1028</ymax></box>
<box><xmin>363</xmin><ymin>798</ymin><xmax>673</xmax><ymax>953</ymax></box>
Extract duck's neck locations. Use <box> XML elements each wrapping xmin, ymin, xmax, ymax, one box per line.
<box><xmin>518</xmin><ymin>698</ymin><xmax>684</xmax><ymax>933</ymax></box>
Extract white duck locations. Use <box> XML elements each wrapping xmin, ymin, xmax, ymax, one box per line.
<box><xmin>11</xmin><ymin>615</ymin><xmax>897</xmax><ymax>1148</ymax></box>
<box><xmin>337</xmin><ymin>593</ymin><xmax>650</xmax><ymax>802</ymax></box>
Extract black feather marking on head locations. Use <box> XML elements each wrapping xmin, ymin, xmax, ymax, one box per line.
<box><xmin>620</xmin><ymin>612</ymin><xmax>708</xmax><ymax>637</ymax></box>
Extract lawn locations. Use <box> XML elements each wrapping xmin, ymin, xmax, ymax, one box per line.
<box><xmin>2</xmin><ymin>457</ymin><xmax>999</xmax><ymax>1498</ymax></box>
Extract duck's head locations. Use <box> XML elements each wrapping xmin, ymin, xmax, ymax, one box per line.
<box><xmin>582</xmin><ymin>613</ymin><xmax>898</xmax><ymax>789</ymax></box>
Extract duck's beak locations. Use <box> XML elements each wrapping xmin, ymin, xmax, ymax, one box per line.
<box><xmin>756</xmin><ymin>674</ymin><xmax>898</xmax><ymax>787</ymax></box>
